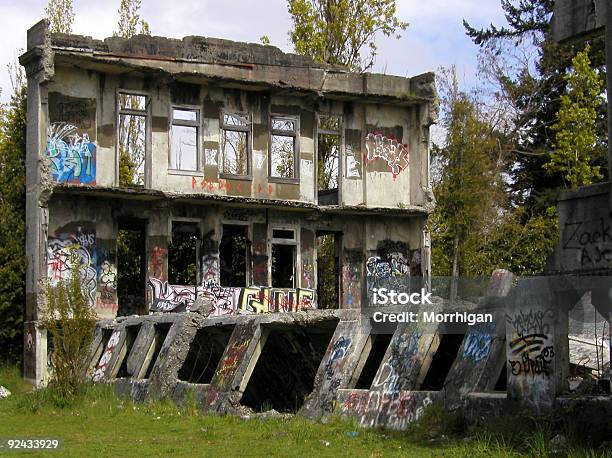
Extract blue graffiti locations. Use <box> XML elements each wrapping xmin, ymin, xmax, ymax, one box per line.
<box><xmin>462</xmin><ymin>329</ymin><xmax>493</xmax><ymax>362</ymax></box>
<box><xmin>47</xmin><ymin>123</ymin><xmax>96</xmax><ymax>184</ymax></box>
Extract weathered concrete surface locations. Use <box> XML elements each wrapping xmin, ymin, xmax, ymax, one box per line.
<box><xmin>552</xmin><ymin>0</ymin><xmax>606</xmax><ymax>43</ymax></box>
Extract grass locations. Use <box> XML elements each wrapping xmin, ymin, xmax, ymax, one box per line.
<box><xmin>0</xmin><ymin>365</ymin><xmax>609</xmax><ymax>457</ymax></box>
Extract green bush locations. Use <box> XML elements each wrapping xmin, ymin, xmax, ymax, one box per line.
<box><xmin>40</xmin><ymin>252</ymin><xmax>97</xmax><ymax>404</ymax></box>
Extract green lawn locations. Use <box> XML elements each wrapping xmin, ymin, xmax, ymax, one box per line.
<box><xmin>0</xmin><ymin>365</ymin><xmax>606</xmax><ymax>457</ymax></box>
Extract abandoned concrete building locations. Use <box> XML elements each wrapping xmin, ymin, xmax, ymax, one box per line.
<box><xmin>20</xmin><ymin>18</ymin><xmax>436</xmax><ymax>389</ymax></box>
<box><xmin>19</xmin><ymin>12</ymin><xmax>612</xmax><ymax>433</ymax></box>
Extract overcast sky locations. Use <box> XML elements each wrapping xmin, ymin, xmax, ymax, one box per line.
<box><xmin>0</xmin><ymin>0</ymin><xmax>507</xmax><ymax>103</ymax></box>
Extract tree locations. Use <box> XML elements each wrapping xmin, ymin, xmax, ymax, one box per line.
<box><xmin>545</xmin><ymin>46</ymin><xmax>604</xmax><ymax>189</ymax></box>
<box><xmin>464</xmin><ymin>0</ymin><xmax>607</xmax><ymax>213</ymax></box>
<box><xmin>0</xmin><ymin>86</ymin><xmax>26</xmax><ymax>362</ymax></box>
<box><xmin>45</xmin><ymin>0</ymin><xmax>75</xmax><ymax>34</ymax></box>
<box><xmin>287</xmin><ymin>0</ymin><xmax>408</xmax><ymax>72</ymax></box>
<box><xmin>116</xmin><ymin>0</ymin><xmax>150</xmax><ymax>38</ymax></box>
<box><xmin>116</xmin><ymin>0</ymin><xmax>150</xmax><ymax>187</ymax></box>
<box><xmin>430</xmin><ymin>69</ymin><xmax>502</xmax><ymax>299</ymax></box>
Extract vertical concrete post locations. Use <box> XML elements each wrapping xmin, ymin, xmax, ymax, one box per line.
<box><xmin>146</xmin><ymin>204</ymin><xmax>170</xmax><ymax>311</ymax></box>
<box><xmin>20</xmin><ymin>20</ymin><xmax>53</xmax><ymax>385</ymax></box>
<box><xmin>506</xmin><ymin>277</ymin><xmax>559</xmax><ymax>414</ymax></box>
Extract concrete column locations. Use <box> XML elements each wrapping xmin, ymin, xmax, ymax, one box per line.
<box><xmin>506</xmin><ymin>277</ymin><xmax>561</xmax><ymax>414</ymax></box>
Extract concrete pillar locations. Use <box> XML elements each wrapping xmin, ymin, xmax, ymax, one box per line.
<box><xmin>506</xmin><ymin>277</ymin><xmax>563</xmax><ymax>414</ymax></box>
<box><xmin>146</xmin><ymin>204</ymin><xmax>170</xmax><ymax>311</ymax></box>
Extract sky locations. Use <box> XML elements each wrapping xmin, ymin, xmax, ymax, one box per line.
<box><xmin>0</xmin><ymin>0</ymin><xmax>508</xmax><ymax>103</ymax></box>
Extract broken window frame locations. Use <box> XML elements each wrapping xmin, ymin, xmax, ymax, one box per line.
<box><xmin>219</xmin><ymin>110</ymin><xmax>252</xmax><ymax>179</ymax></box>
<box><xmin>169</xmin><ymin>105</ymin><xmax>201</xmax><ymax>173</ymax></box>
<box><xmin>268</xmin><ymin>114</ymin><xmax>300</xmax><ymax>183</ymax></box>
<box><xmin>116</xmin><ymin>90</ymin><xmax>150</xmax><ymax>187</ymax></box>
<box><xmin>220</xmin><ymin>221</ymin><xmax>252</xmax><ymax>287</ymax></box>
<box><xmin>269</xmin><ymin>225</ymin><xmax>297</xmax><ymax>288</ymax></box>
<box><xmin>315</xmin><ymin>113</ymin><xmax>343</xmax><ymax>199</ymax></box>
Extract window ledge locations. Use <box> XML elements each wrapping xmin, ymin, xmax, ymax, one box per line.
<box><xmin>269</xmin><ymin>177</ymin><xmax>300</xmax><ymax>185</ymax></box>
<box><xmin>219</xmin><ymin>173</ymin><xmax>253</xmax><ymax>181</ymax></box>
<box><xmin>168</xmin><ymin>169</ymin><xmax>203</xmax><ymax>177</ymax></box>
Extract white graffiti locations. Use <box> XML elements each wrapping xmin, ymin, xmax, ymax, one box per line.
<box><xmin>92</xmin><ymin>330</ymin><xmax>120</xmax><ymax>382</ymax></box>
<box><xmin>148</xmin><ymin>278</ymin><xmax>196</xmax><ymax>312</ymax></box>
<box><xmin>365</xmin><ymin>133</ymin><xmax>409</xmax><ymax>177</ymax></box>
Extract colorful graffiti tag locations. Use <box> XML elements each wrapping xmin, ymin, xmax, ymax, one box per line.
<box><xmin>148</xmin><ymin>278</ymin><xmax>197</xmax><ymax>312</ymax></box>
<box><xmin>364</xmin><ymin>133</ymin><xmax>409</xmax><ymax>178</ymax></box>
<box><xmin>46</xmin><ymin>123</ymin><xmax>96</xmax><ymax>184</ymax></box>
<box><xmin>46</xmin><ymin>226</ymin><xmax>97</xmax><ymax>306</ymax></box>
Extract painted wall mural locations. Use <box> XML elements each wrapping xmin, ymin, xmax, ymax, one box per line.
<box><xmin>46</xmin><ymin>123</ymin><xmax>96</xmax><ymax>184</ymax></box>
<box><xmin>364</xmin><ymin>133</ymin><xmax>409</xmax><ymax>178</ymax></box>
<box><xmin>148</xmin><ymin>281</ymin><xmax>317</xmax><ymax>315</ymax></box>
<box><xmin>46</xmin><ymin>225</ymin><xmax>97</xmax><ymax>306</ymax></box>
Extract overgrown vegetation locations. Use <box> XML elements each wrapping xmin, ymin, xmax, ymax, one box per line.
<box><xmin>287</xmin><ymin>0</ymin><xmax>408</xmax><ymax>72</ymax></box>
<box><xmin>40</xmin><ymin>254</ymin><xmax>97</xmax><ymax>405</ymax></box>
<box><xmin>0</xmin><ymin>380</ymin><xmax>608</xmax><ymax>457</ymax></box>
<box><xmin>0</xmin><ymin>86</ymin><xmax>26</xmax><ymax>364</ymax></box>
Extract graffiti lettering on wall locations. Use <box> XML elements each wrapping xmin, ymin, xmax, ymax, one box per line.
<box><xmin>46</xmin><ymin>123</ymin><xmax>96</xmax><ymax>184</ymax></box>
<box><xmin>507</xmin><ymin>309</ymin><xmax>554</xmax><ymax>378</ymax></box>
<box><xmin>341</xmin><ymin>390</ymin><xmax>432</xmax><ymax>430</ymax></box>
<box><xmin>373</xmin><ymin>331</ymin><xmax>422</xmax><ymax>394</ymax></box>
<box><xmin>462</xmin><ymin>328</ymin><xmax>493</xmax><ymax>363</ymax></box>
<box><xmin>150</xmin><ymin>283</ymin><xmax>317</xmax><ymax>315</ymax></box>
<box><xmin>320</xmin><ymin>336</ymin><xmax>352</xmax><ymax>413</ymax></box>
<box><xmin>47</xmin><ymin>226</ymin><xmax>97</xmax><ymax>306</ymax></box>
<box><xmin>364</xmin><ymin>133</ymin><xmax>409</xmax><ymax>179</ymax></box>
<box><xmin>366</xmin><ymin>251</ymin><xmax>410</xmax><ymax>295</ymax></box>
<box><xmin>562</xmin><ymin>213</ymin><xmax>612</xmax><ymax>267</ymax></box>
<box><xmin>149</xmin><ymin>278</ymin><xmax>197</xmax><ymax>312</ymax></box>
<box><xmin>97</xmin><ymin>260</ymin><xmax>117</xmax><ymax>311</ymax></box>
<box><xmin>191</xmin><ymin>176</ymin><xmax>275</xmax><ymax>197</ymax></box>
<box><xmin>92</xmin><ymin>330</ymin><xmax>120</xmax><ymax>382</ymax></box>
<box><xmin>506</xmin><ymin>309</ymin><xmax>553</xmax><ymax>338</ymax></box>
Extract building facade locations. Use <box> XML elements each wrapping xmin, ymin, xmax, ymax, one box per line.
<box><xmin>20</xmin><ymin>20</ymin><xmax>436</xmax><ymax>385</ymax></box>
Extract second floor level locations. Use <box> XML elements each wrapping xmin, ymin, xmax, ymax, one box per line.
<box><xmin>22</xmin><ymin>20</ymin><xmax>437</xmax><ymax>211</ymax></box>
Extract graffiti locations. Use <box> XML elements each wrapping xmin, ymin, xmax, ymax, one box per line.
<box><xmin>148</xmin><ymin>278</ymin><xmax>196</xmax><ymax>312</ymax></box>
<box><xmin>98</xmin><ymin>260</ymin><xmax>117</xmax><ymax>306</ymax></box>
<box><xmin>342</xmin><ymin>251</ymin><xmax>361</xmax><ymax>307</ymax></box>
<box><xmin>297</xmin><ymin>288</ymin><xmax>316</xmax><ymax>310</ymax></box>
<box><xmin>320</xmin><ymin>336</ymin><xmax>352</xmax><ymax>413</ymax></box>
<box><xmin>507</xmin><ymin>307</ymin><xmax>554</xmax><ymax>379</ymax></box>
<box><xmin>373</xmin><ymin>331</ymin><xmax>421</xmax><ymax>394</ymax></box>
<box><xmin>462</xmin><ymin>329</ymin><xmax>493</xmax><ymax>363</ymax></box>
<box><xmin>150</xmin><ymin>246</ymin><xmax>167</xmax><ymax>281</ymax></box>
<box><xmin>562</xmin><ymin>214</ymin><xmax>612</xmax><ymax>267</ymax></box>
<box><xmin>201</xmin><ymin>254</ymin><xmax>219</xmax><ymax>287</ymax></box>
<box><xmin>509</xmin><ymin>335</ymin><xmax>554</xmax><ymax>377</ymax></box>
<box><xmin>215</xmin><ymin>325</ymin><xmax>253</xmax><ymax>386</ymax></box>
<box><xmin>324</xmin><ymin>336</ymin><xmax>352</xmax><ymax>379</ymax></box>
<box><xmin>238</xmin><ymin>287</ymin><xmax>271</xmax><ymax>314</ymax></box>
<box><xmin>364</xmin><ymin>133</ymin><xmax>409</xmax><ymax>178</ymax></box>
<box><xmin>198</xmin><ymin>285</ymin><xmax>240</xmax><ymax>316</ymax></box>
<box><xmin>46</xmin><ymin>123</ymin><xmax>96</xmax><ymax>184</ymax></box>
<box><xmin>92</xmin><ymin>330</ymin><xmax>120</xmax><ymax>382</ymax></box>
<box><xmin>271</xmin><ymin>289</ymin><xmax>297</xmax><ymax>312</ymax></box>
<box><xmin>25</xmin><ymin>330</ymin><xmax>33</xmax><ymax>352</ymax></box>
<box><xmin>47</xmin><ymin>227</ymin><xmax>97</xmax><ymax>306</ymax></box>
<box><xmin>341</xmin><ymin>390</ymin><xmax>432</xmax><ymax>430</ymax></box>
<box><xmin>366</xmin><ymin>251</ymin><xmax>410</xmax><ymax>294</ymax></box>
<box><xmin>301</xmin><ymin>259</ymin><xmax>314</xmax><ymax>289</ymax></box>
<box><xmin>345</xmin><ymin>144</ymin><xmax>362</xmax><ymax>178</ymax></box>
<box><xmin>191</xmin><ymin>176</ymin><xmax>276</xmax><ymax>197</ymax></box>
<box><xmin>506</xmin><ymin>309</ymin><xmax>554</xmax><ymax>338</ymax></box>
